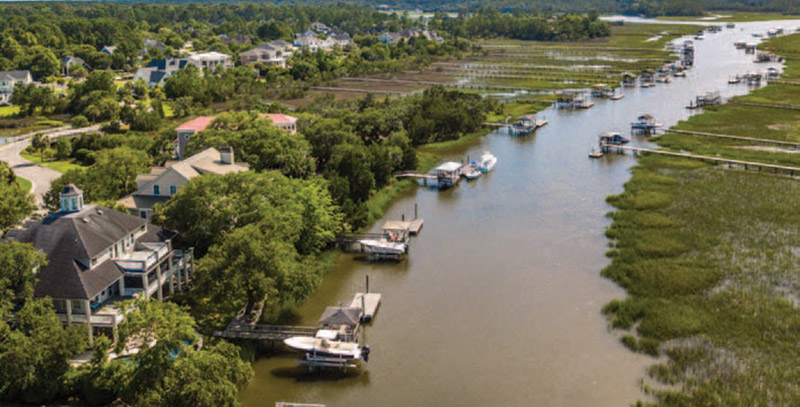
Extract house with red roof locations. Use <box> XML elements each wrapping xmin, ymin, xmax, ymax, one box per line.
<box><xmin>175</xmin><ymin>116</ymin><xmax>216</xmax><ymax>160</ymax></box>
<box><xmin>262</xmin><ymin>113</ymin><xmax>298</xmax><ymax>134</ymax></box>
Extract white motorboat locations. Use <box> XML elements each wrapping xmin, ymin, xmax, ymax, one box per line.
<box><xmin>284</xmin><ymin>335</ymin><xmax>363</xmax><ymax>360</ymax></box>
<box><xmin>464</xmin><ymin>169</ymin><xmax>481</xmax><ymax>180</ymax></box>
<box><xmin>359</xmin><ymin>238</ymin><xmax>407</xmax><ymax>257</ymax></box>
<box><xmin>478</xmin><ymin>152</ymin><xmax>497</xmax><ymax>173</ymax></box>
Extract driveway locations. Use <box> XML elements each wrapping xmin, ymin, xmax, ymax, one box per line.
<box><xmin>0</xmin><ymin>125</ymin><xmax>102</xmax><ymax>208</ymax></box>
<box><xmin>0</xmin><ymin>139</ymin><xmax>61</xmax><ymax>207</ymax></box>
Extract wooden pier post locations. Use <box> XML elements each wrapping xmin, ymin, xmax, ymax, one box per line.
<box><xmin>414</xmin><ymin>203</ymin><xmax>418</xmax><ymax>220</ymax></box>
<box><xmin>366</xmin><ymin>275</ymin><xmax>369</xmax><ymax>294</ymax></box>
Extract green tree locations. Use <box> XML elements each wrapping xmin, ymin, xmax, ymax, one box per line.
<box><xmin>0</xmin><ymin>162</ymin><xmax>34</xmax><ymax>232</ymax></box>
<box><xmin>156</xmin><ymin>171</ymin><xmax>340</xmax><ymax>256</ymax></box>
<box><xmin>54</xmin><ymin>138</ymin><xmax>72</xmax><ymax>160</ymax></box>
<box><xmin>114</xmin><ymin>299</ymin><xmax>252</xmax><ymax>407</ymax></box>
<box><xmin>0</xmin><ymin>241</ymin><xmax>46</xmax><ymax>307</ymax></box>
<box><xmin>0</xmin><ymin>298</ymin><xmax>86</xmax><ymax>404</ymax></box>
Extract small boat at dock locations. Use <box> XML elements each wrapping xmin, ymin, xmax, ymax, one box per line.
<box><xmin>359</xmin><ymin>239</ymin><xmax>407</xmax><ymax>260</ymax></box>
<box><xmin>589</xmin><ymin>146</ymin><xmax>604</xmax><ymax>158</ymax></box>
<box><xmin>464</xmin><ymin>168</ymin><xmax>481</xmax><ymax>180</ymax></box>
<box><xmin>284</xmin><ymin>336</ymin><xmax>365</xmax><ymax>361</ymax></box>
<box><xmin>478</xmin><ymin>152</ymin><xmax>497</xmax><ymax>173</ymax></box>
<box><xmin>728</xmin><ymin>75</ymin><xmax>741</xmax><ymax>84</ymax></box>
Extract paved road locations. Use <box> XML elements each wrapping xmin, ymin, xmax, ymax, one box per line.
<box><xmin>0</xmin><ymin>125</ymin><xmax>102</xmax><ymax>207</ymax></box>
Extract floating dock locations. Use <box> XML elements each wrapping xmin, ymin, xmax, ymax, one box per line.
<box><xmin>349</xmin><ymin>293</ymin><xmax>382</xmax><ymax>323</ymax></box>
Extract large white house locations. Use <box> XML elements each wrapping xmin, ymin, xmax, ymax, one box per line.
<box><xmin>0</xmin><ymin>70</ymin><xmax>32</xmax><ymax>104</ymax></box>
<box><xmin>240</xmin><ymin>40</ymin><xmax>295</xmax><ymax>68</ymax></box>
<box><xmin>7</xmin><ymin>185</ymin><xmax>193</xmax><ymax>342</ymax></box>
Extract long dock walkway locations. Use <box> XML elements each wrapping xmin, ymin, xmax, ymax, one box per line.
<box><xmin>667</xmin><ymin>129</ymin><xmax>800</xmax><ymax>149</ymax></box>
<box><xmin>609</xmin><ymin>145</ymin><xmax>800</xmax><ymax>177</ymax></box>
<box><xmin>214</xmin><ymin>323</ymin><xmax>318</xmax><ymax>341</ymax></box>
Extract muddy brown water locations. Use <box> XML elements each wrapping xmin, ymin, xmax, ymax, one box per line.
<box><xmin>240</xmin><ymin>19</ymin><xmax>800</xmax><ymax>407</ymax></box>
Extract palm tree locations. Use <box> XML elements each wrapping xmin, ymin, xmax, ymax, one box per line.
<box><xmin>30</xmin><ymin>133</ymin><xmax>48</xmax><ymax>162</ymax></box>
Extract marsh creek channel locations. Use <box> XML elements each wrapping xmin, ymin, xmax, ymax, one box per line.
<box><xmin>240</xmin><ymin>19</ymin><xmax>800</xmax><ymax>407</ymax></box>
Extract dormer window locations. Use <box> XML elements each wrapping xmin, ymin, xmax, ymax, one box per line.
<box><xmin>153</xmin><ymin>185</ymin><xmax>160</xmax><ymax>195</ymax></box>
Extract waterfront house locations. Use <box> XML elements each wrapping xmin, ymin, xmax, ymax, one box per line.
<box><xmin>118</xmin><ymin>147</ymin><xmax>249</xmax><ymax>219</ymax></box>
<box><xmin>7</xmin><ymin>184</ymin><xmax>193</xmax><ymax>343</ymax></box>
<box><xmin>0</xmin><ymin>70</ymin><xmax>32</xmax><ymax>104</ymax></box>
<box><xmin>174</xmin><ymin>116</ymin><xmax>216</xmax><ymax>160</ymax></box>
<box><xmin>61</xmin><ymin>56</ymin><xmax>91</xmax><ymax>76</ymax></box>
<box><xmin>261</xmin><ymin>113</ymin><xmax>298</xmax><ymax>134</ymax></box>
<box><xmin>380</xmin><ymin>28</ymin><xmax>444</xmax><ymax>45</ymax></box>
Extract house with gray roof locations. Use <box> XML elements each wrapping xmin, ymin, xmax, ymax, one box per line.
<box><xmin>7</xmin><ymin>185</ymin><xmax>194</xmax><ymax>342</ymax></box>
<box><xmin>0</xmin><ymin>70</ymin><xmax>32</xmax><ymax>104</ymax></box>
<box><xmin>134</xmin><ymin>57</ymin><xmax>200</xmax><ymax>88</ymax></box>
<box><xmin>141</xmin><ymin>39</ymin><xmax>167</xmax><ymax>55</ymax></box>
<box><xmin>117</xmin><ymin>147</ymin><xmax>249</xmax><ymax>219</ymax></box>
<box><xmin>61</xmin><ymin>56</ymin><xmax>91</xmax><ymax>76</ymax></box>
<box><xmin>100</xmin><ymin>45</ymin><xmax>118</xmax><ymax>54</ymax></box>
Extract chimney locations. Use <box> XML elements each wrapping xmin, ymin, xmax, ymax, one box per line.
<box><xmin>219</xmin><ymin>146</ymin><xmax>233</xmax><ymax>165</ymax></box>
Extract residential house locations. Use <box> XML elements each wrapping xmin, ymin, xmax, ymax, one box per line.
<box><xmin>262</xmin><ymin>113</ymin><xmax>298</xmax><ymax>134</ymax></box>
<box><xmin>311</xmin><ymin>22</ymin><xmax>331</xmax><ymax>34</ymax></box>
<box><xmin>100</xmin><ymin>45</ymin><xmax>118</xmax><ymax>54</ymax></box>
<box><xmin>61</xmin><ymin>56</ymin><xmax>91</xmax><ymax>76</ymax></box>
<box><xmin>380</xmin><ymin>28</ymin><xmax>444</xmax><ymax>45</ymax></box>
<box><xmin>330</xmin><ymin>30</ymin><xmax>354</xmax><ymax>48</ymax></box>
<box><xmin>190</xmin><ymin>51</ymin><xmax>232</xmax><ymax>71</ymax></box>
<box><xmin>0</xmin><ymin>70</ymin><xmax>33</xmax><ymax>104</ymax></box>
<box><xmin>231</xmin><ymin>34</ymin><xmax>251</xmax><ymax>45</ymax></box>
<box><xmin>239</xmin><ymin>41</ymin><xmax>295</xmax><ymax>68</ymax></box>
<box><xmin>134</xmin><ymin>58</ymin><xmax>199</xmax><ymax>88</ymax></box>
<box><xmin>293</xmin><ymin>32</ymin><xmax>335</xmax><ymax>52</ymax></box>
<box><xmin>174</xmin><ymin>116</ymin><xmax>216</xmax><ymax>160</ymax></box>
<box><xmin>118</xmin><ymin>147</ymin><xmax>249</xmax><ymax>219</ymax></box>
<box><xmin>7</xmin><ymin>184</ymin><xmax>194</xmax><ymax>342</ymax></box>
<box><xmin>141</xmin><ymin>39</ymin><xmax>167</xmax><ymax>55</ymax></box>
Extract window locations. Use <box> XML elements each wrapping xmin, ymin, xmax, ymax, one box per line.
<box><xmin>184</xmin><ymin>134</ymin><xmax>190</xmax><ymax>140</ymax></box>
<box><xmin>153</xmin><ymin>185</ymin><xmax>160</xmax><ymax>195</ymax></box>
<box><xmin>140</xmin><ymin>211</ymin><xmax>147</xmax><ymax>219</ymax></box>
<box><xmin>169</xmin><ymin>185</ymin><xmax>177</xmax><ymax>195</ymax></box>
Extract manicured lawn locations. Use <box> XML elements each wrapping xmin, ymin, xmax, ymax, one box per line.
<box><xmin>21</xmin><ymin>152</ymin><xmax>84</xmax><ymax>173</ymax></box>
<box><xmin>0</xmin><ymin>105</ymin><xmax>20</xmax><ymax>117</ymax></box>
<box><xmin>15</xmin><ymin>176</ymin><xmax>31</xmax><ymax>193</ymax></box>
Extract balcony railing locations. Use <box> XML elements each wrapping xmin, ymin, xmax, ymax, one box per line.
<box><xmin>56</xmin><ymin>311</ymin><xmax>124</xmax><ymax>326</ymax></box>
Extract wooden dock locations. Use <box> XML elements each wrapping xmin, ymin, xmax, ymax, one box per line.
<box><xmin>214</xmin><ymin>323</ymin><xmax>318</xmax><ymax>341</ymax></box>
<box><xmin>276</xmin><ymin>403</ymin><xmax>325</xmax><ymax>407</ymax></box>
<box><xmin>605</xmin><ymin>145</ymin><xmax>800</xmax><ymax>177</ymax></box>
<box><xmin>349</xmin><ymin>293</ymin><xmax>382</xmax><ymax>323</ymax></box>
<box><xmin>407</xmin><ymin>219</ymin><xmax>423</xmax><ymax>235</ymax></box>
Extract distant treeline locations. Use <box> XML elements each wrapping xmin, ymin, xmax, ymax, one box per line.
<box><xmin>432</xmin><ymin>8</ymin><xmax>610</xmax><ymax>40</ymax></box>
<box><xmin>45</xmin><ymin>0</ymin><xmax>800</xmax><ymax>16</ymax></box>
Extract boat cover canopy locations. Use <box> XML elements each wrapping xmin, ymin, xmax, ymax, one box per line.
<box><xmin>318</xmin><ymin>306</ymin><xmax>361</xmax><ymax>326</ymax></box>
<box><xmin>434</xmin><ymin>162</ymin><xmax>462</xmax><ymax>172</ymax></box>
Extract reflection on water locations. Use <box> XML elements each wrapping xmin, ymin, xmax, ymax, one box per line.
<box><xmin>240</xmin><ymin>19</ymin><xmax>800</xmax><ymax>407</ymax></box>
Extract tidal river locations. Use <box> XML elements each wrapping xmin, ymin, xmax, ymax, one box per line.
<box><xmin>241</xmin><ymin>19</ymin><xmax>799</xmax><ymax>407</ymax></box>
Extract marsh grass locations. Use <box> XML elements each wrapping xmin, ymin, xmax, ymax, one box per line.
<box><xmin>604</xmin><ymin>33</ymin><xmax>800</xmax><ymax>406</ymax></box>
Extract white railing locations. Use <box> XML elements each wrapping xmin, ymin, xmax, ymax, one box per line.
<box><xmin>56</xmin><ymin>312</ymin><xmax>123</xmax><ymax>326</ymax></box>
